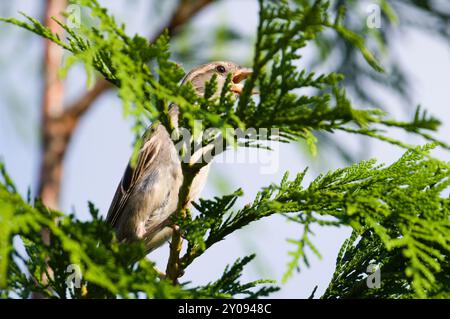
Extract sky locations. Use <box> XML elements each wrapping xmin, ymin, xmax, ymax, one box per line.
<box><xmin>0</xmin><ymin>0</ymin><xmax>449</xmax><ymax>298</ymax></box>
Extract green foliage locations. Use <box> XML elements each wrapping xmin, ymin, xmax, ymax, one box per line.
<box><xmin>1</xmin><ymin>0</ymin><xmax>447</xmax><ymax>152</ymax></box>
<box><xmin>283</xmin><ymin>145</ymin><xmax>450</xmax><ymax>298</ymax></box>
<box><xmin>0</xmin><ymin>164</ymin><xmax>276</xmax><ymax>298</ymax></box>
<box><xmin>0</xmin><ymin>165</ymin><xmax>176</xmax><ymax>298</ymax></box>
<box><xmin>179</xmin><ymin>144</ymin><xmax>450</xmax><ymax>298</ymax></box>
<box><xmin>300</xmin><ymin>0</ymin><xmax>450</xmax><ymax>162</ymax></box>
<box><xmin>312</xmin><ymin>0</ymin><xmax>450</xmax><ymax>108</ymax></box>
<box><xmin>1</xmin><ymin>0</ymin><xmax>450</xmax><ymax>299</ymax></box>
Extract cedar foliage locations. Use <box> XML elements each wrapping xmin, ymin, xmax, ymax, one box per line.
<box><xmin>0</xmin><ymin>0</ymin><xmax>449</xmax><ymax>298</ymax></box>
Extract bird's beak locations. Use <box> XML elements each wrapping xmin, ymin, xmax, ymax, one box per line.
<box><xmin>231</xmin><ymin>68</ymin><xmax>258</xmax><ymax>95</ymax></box>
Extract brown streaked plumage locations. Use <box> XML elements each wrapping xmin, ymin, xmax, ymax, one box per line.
<box><xmin>106</xmin><ymin>61</ymin><xmax>253</xmax><ymax>253</ymax></box>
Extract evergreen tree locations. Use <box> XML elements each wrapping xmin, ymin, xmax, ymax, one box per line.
<box><xmin>0</xmin><ymin>0</ymin><xmax>449</xmax><ymax>299</ymax></box>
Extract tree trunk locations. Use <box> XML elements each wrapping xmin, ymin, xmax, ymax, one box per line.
<box><xmin>38</xmin><ymin>0</ymin><xmax>67</xmax><ymax>210</ymax></box>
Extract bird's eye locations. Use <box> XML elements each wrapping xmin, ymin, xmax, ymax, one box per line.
<box><xmin>216</xmin><ymin>65</ymin><xmax>226</xmax><ymax>73</ymax></box>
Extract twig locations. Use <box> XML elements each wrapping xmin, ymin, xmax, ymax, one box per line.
<box><xmin>165</xmin><ymin>143</ymin><xmax>221</xmax><ymax>284</ymax></box>
<box><xmin>165</xmin><ymin>165</ymin><xmax>198</xmax><ymax>284</ymax></box>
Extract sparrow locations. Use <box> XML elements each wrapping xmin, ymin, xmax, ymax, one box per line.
<box><xmin>106</xmin><ymin>61</ymin><xmax>253</xmax><ymax>253</ymax></box>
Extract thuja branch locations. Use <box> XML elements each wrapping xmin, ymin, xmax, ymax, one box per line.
<box><xmin>165</xmin><ymin>162</ymin><xmax>206</xmax><ymax>283</ymax></box>
<box><xmin>2</xmin><ymin>0</ymin><xmax>215</xmax><ymax>212</ymax></box>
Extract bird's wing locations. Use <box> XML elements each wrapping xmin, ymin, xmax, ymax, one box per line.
<box><xmin>106</xmin><ymin>125</ymin><xmax>162</xmax><ymax>228</ymax></box>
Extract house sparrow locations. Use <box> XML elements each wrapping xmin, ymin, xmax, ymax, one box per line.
<box><xmin>106</xmin><ymin>61</ymin><xmax>253</xmax><ymax>253</ymax></box>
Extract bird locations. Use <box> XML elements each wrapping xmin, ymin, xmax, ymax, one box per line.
<box><xmin>106</xmin><ymin>61</ymin><xmax>253</xmax><ymax>253</ymax></box>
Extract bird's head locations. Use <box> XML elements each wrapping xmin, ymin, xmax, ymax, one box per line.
<box><xmin>182</xmin><ymin>61</ymin><xmax>254</xmax><ymax>97</ymax></box>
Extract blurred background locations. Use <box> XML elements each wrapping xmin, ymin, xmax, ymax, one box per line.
<box><xmin>0</xmin><ymin>0</ymin><xmax>449</xmax><ymax>298</ymax></box>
